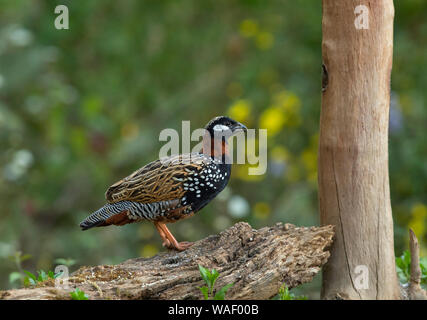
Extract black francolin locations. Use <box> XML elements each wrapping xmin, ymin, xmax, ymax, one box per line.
<box><xmin>80</xmin><ymin>116</ymin><xmax>247</xmax><ymax>251</ymax></box>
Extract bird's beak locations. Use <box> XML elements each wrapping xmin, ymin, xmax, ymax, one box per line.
<box><xmin>231</xmin><ymin>122</ymin><xmax>247</xmax><ymax>134</ymax></box>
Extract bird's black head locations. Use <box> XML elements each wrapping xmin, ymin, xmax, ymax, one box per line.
<box><xmin>202</xmin><ymin>116</ymin><xmax>247</xmax><ymax>160</ymax></box>
<box><xmin>204</xmin><ymin>116</ymin><xmax>247</xmax><ymax>137</ymax></box>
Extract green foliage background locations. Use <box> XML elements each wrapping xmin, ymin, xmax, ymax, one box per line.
<box><xmin>0</xmin><ymin>0</ymin><xmax>426</xmax><ymax>297</ymax></box>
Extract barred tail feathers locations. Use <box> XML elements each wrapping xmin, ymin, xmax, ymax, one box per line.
<box><xmin>80</xmin><ymin>201</ymin><xmax>133</xmax><ymax>230</ymax></box>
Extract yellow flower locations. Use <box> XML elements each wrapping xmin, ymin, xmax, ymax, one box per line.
<box><xmin>264</xmin><ymin>90</ymin><xmax>302</xmax><ymax>128</ymax></box>
<box><xmin>411</xmin><ymin>203</ymin><xmax>426</xmax><ymax>219</ymax></box>
<box><xmin>228</xmin><ymin>99</ymin><xmax>251</xmax><ymax>123</ymax></box>
<box><xmin>274</xmin><ymin>90</ymin><xmax>301</xmax><ymax>112</ymax></box>
<box><xmin>408</xmin><ymin>203</ymin><xmax>427</xmax><ymax>239</ymax></box>
<box><xmin>140</xmin><ymin>244</ymin><xmax>158</xmax><ymax>258</ymax></box>
<box><xmin>255</xmin><ymin>32</ymin><xmax>274</xmax><ymax>50</ymax></box>
<box><xmin>254</xmin><ymin>202</ymin><xmax>271</xmax><ymax>220</ymax></box>
<box><xmin>301</xmin><ymin>134</ymin><xmax>319</xmax><ymax>185</ymax></box>
<box><xmin>239</xmin><ymin>19</ymin><xmax>258</xmax><ymax>38</ymax></box>
<box><xmin>259</xmin><ymin>106</ymin><xmax>286</xmax><ymax>136</ymax></box>
<box><xmin>301</xmin><ymin>149</ymin><xmax>317</xmax><ymax>173</ymax></box>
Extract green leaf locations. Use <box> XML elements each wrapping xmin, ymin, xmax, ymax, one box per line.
<box><xmin>198</xmin><ymin>286</ymin><xmax>209</xmax><ymax>300</ymax></box>
<box><xmin>278</xmin><ymin>285</ymin><xmax>290</xmax><ymax>300</ymax></box>
<box><xmin>37</xmin><ymin>270</ymin><xmax>48</xmax><ymax>282</ymax></box>
<box><xmin>403</xmin><ymin>250</ymin><xmax>411</xmax><ymax>266</ymax></box>
<box><xmin>396</xmin><ymin>250</ymin><xmax>411</xmax><ymax>282</ymax></box>
<box><xmin>198</xmin><ymin>265</ymin><xmax>211</xmax><ymax>288</ymax></box>
<box><xmin>9</xmin><ymin>272</ymin><xmax>23</xmax><ymax>284</ymax></box>
<box><xmin>70</xmin><ymin>288</ymin><xmax>89</xmax><ymax>300</ymax></box>
<box><xmin>23</xmin><ymin>277</ymin><xmax>30</xmax><ymax>287</ymax></box>
<box><xmin>277</xmin><ymin>284</ymin><xmax>307</xmax><ymax>300</ymax></box>
<box><xmin>23</xmin><ymin>270</ymin><xmax>37</xmax><ymax>281</ymax></box>
<box><xmin>209</xmin><ymin>269</ymin><xmax>220</xmax><ymax>294</ymax></box>
<box><xmin>214</xmin><ymin>283</ymin><xmax>233</xmax><ymax>300</ymax></box>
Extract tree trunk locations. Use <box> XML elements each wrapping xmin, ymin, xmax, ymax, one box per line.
<box><xmin>319</xmin><ymin>0</ymin><xmax>400</xmax><ymax>299</ymax></box>
<box><xmin>0</xmin><ymin>222</ymin><xmax>334</xmax><ymax>300</ymax></box>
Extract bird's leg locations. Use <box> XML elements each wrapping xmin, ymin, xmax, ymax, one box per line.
<box><xmin>154</xmin><ymin>222</ymin><xmax>172</xmax><ymax>248</ymax></box>
<box><xmin>157</xmin><ymin>222</ymin><xmax>194</xmax><ymax>251</ymax></box>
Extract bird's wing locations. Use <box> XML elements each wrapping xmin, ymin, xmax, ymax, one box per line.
<box><xmin>105</xmin><ymin>153</ymin><xmax>209</xmax><ymax>204</ymax></box>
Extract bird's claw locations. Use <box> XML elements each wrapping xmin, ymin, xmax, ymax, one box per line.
<box><xmin>162</xmin><ymin>240</ymin><xmax>172</xmax><ymax>248</ymax></box>
<box><xmin>164</xmin><ymin>241</ymin><xmax>194</xmax><ymax>252</ymax></box>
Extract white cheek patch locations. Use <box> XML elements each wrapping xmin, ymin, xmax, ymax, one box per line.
<box><xmin>213</xmin><ymin>124</ymin><xmax>230</xmax><ymax>132</ymax></box>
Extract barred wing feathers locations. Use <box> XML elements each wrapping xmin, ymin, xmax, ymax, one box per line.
<box><xmin>105</xmin><ymin>153</ymin><xmax>209</xmax><ymax>204</ymax></box>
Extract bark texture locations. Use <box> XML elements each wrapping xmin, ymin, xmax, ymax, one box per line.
<box><xmin>0</xmin><ymin>222</ymin><xmax>334</xmax><ymax>300</ymax></box>
<box><xmin>319</xmin><ymin>0</ymin><xmax>400</xmax><ymax>299</ymax></box>
<box><xmin>407</xmin><ymin>229</ymin><xmax>427</xmax><ymax>300</ymax></box>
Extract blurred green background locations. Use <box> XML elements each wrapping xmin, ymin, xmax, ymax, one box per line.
<box><xmin>0</xmin><ymin>0</ymin><xmax>426</xmax><ymax>298</ymax></box>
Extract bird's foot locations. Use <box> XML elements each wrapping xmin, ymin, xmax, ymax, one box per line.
<box><xmin>176</xmin><ymin>241</ymin><xmax>194</xmax><ymax>251</ymax></box>
<box><xmin>161</xmin><ymin>239</ymin><xmax>172</xmax><ymax>248</ymax></box>
<box><xmin>165</xmin><ymin>241</ymin><xmax>194</xmax><ymax>252</ymax></box>
<box><xmin>154</xmin><ymin>222</ymin><xmax>194</xmax><ymax>251</ymax></box>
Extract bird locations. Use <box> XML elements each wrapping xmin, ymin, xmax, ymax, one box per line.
<box><xmin>79</xmin><ymin>116</ymin><xmax>247</xmax><ymax>251</ymax></box>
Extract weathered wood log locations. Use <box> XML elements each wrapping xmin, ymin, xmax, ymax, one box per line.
<box><xmin>406</xmin><ymin>229</ymin><xmax>427</xmax><ymax>300</ymax></box>
<box><xmin>0</xmin><ymin>222</ymin><xmax>334</xmax><ymax>300</ymax></box>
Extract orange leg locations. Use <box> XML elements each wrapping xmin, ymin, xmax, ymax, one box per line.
<box><xmin>154</xmin><ymin>222</ymin><xmax>193</xmax><ymax>251</ymax></box>
<box><xmin>154</xmin><ymin>222</ymin><xmax>172</xmax><ymax>248</ymax></box>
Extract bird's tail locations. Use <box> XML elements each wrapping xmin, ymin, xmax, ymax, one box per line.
<box><xmin>80</xmin><ymin>201</ymin><xmax>132</xmax><ymax>230</ymax></box>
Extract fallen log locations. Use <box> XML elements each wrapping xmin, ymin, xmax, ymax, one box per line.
<box><xmin>0</xmin><ymin>222</ymin><xmax>334</xmax><ymax>300</ymax></box>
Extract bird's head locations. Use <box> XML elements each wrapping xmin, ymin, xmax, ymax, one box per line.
<box><xmin>202</xmin><ymin>116</ymin><xmax>247</xmax><ymax>160</ymax></box>
<box><xmin>204</xmin><ymin>116</ymin><xmax>247</xmax><ymax>137</ymax></box>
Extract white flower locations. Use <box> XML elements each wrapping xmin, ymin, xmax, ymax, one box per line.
<box><xmin>227</xmin><ymin>195</ymin><xmax>250</xmax><ymax>218</ymax></box>
<box><xmin>8</xmin><ymin>26</ymin><xmax>33</xmax><ymax>46</ymax></box>
<box><xmin>3</xmin><ymin>149</ymin><xmax>34</xmax><ymax>181</ymax></box>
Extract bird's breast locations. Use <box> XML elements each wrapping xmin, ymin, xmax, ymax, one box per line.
<box><xmin>181</xmin><ymin>162</ymin><xmax>231</xmax><ymax>213</ymax></box>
